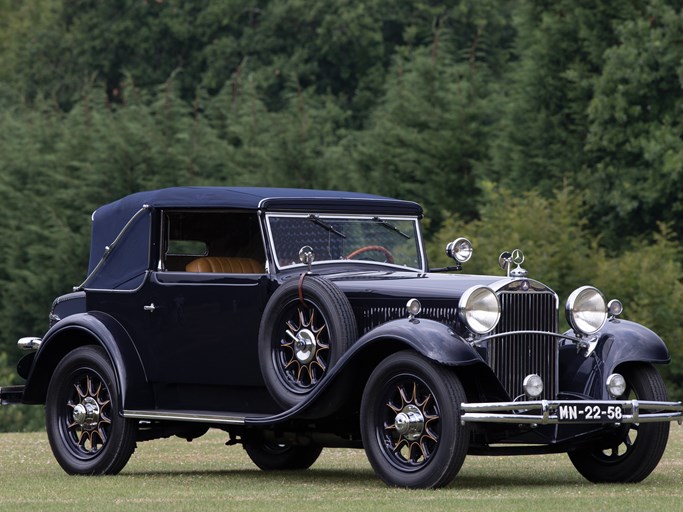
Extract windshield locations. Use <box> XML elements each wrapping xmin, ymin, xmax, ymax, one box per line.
<box><xmin>266</xmin><ymin>214</ymin><xmax>424</xmax><ymax>270</ymax></box>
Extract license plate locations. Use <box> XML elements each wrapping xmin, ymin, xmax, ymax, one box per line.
<box><xmin>557</xmin><ymin>403</ymin><xmax>623</xmax><ymax>422</ymax></box>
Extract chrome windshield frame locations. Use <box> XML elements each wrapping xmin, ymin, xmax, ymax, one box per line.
<box><xmin>264</xmin><ymin>212</ymin><xmax>426</xmax><ymax>272</ymax></box>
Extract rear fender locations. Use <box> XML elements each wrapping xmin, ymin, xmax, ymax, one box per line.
<box><xmin>22</xmin><ymin>312</ymin><xmax>153</xmax><ymax>411</ymax></box>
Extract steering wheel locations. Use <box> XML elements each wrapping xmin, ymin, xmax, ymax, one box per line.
<box><xmin>346</xmin><ymin>245</ymin><xmax>394</xmax><ymax>264</ymax></box>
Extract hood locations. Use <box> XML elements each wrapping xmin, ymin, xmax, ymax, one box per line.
<box><xmin>327</xmin><ymin>270</ymin><xmax>512</xmax><ymax>302</ymax></box>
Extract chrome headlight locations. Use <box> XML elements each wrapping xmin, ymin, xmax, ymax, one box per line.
<box><xmin>446</xmin><ymin>237</ymin><xmax>473</xmax><ymax>263</ymax></box>
<box><xmin>459</xmin><ymin>286</ymin><xmax>500</xmax><ymax>334</ymax></box>
<box><xmin>565</xmin><ymin>286</ymin><xmax>607</xmax><ymax>335</ymax></box>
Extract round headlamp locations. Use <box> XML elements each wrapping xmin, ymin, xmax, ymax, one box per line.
<box><xmin>446</xmin><ymin>237</ymin><xmax>473</xmax><ymax>263</ymax></box>
<box><xmin>459</xmin><ymin>286</ymin><xmax>500</xmax><ymax>334</ymax></box>
<box><xmin>565</xmin><ymin>286</ymin><xmax>607</xmax><ymax>335</ymax></box>
<box><xmin>523</xmin><ymin>374</ymin><xmax>544</xmax><ymax>399</ymax></box>
<box><xmin>606</xmin><ymin>373</ymin><xmax>627</xmax><ymax>398</ymax></box>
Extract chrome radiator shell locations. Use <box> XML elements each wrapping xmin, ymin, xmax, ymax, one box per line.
<box><xmin>489</xmin><ymin>284</ymin><xmax>559</xmax><ymax>400</ymax></box>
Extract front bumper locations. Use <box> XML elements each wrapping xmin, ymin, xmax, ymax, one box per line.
<box><xmin>0</xmin><ymin>385</ymin><xmax>25</xmax><ymax>406</ymax></box>
<box><xmin>461</xmin><ymin>399</ymin><xmax>683</xmax><ymax>425</ymax></box>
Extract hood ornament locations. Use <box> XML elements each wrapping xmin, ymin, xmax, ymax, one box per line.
<box><xmin>498</xmin><ymin>249</ymin><xmax>528</xmax><ymax>278</ymax></box>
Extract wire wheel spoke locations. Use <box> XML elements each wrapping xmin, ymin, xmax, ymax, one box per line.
<box><xmin>277</xmin><ymin>302</ymin><xmax>330</xmax><ymax>389</ymax></box>
<box><xmin>64</xmin><ymin>371</ymin><xmax>112</xmax><ymax>456</ymax></box>
<box><xmin>382</xmin><ymin>377</ymin><xmax>440</xmax><ymax>468</ymax></box>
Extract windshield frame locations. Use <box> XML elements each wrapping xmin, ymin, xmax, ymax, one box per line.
<box><xmin>264</xmin><ymin>212</ymin><xmax>427</xmax><ymax>272</ymax></box>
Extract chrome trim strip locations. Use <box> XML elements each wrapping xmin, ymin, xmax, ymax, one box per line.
<box><xmin>17</xmin><ymin>337</ymin><xmax>42</xmax><ymax>351</ymax></box>
<box><xmin>461</xmin><ymin>399</ymin><xmax>683</xmax><ymax>425</ymax></box>
<box><xmin>264</xmin><ymin>212</ymin><xmax>426</xmax><ymax>272</ymax></box>
<box><xmin>475</xmin><ymin>330</ymin><xmax>586</xmax><ymax>345</ymax></box>
<box><xmin>123</xmin><ymin>410</ymin><xmax>246</xmax><ymax>425</ymax></box>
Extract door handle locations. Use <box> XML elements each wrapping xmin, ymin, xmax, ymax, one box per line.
<box><xmin>143</xmin><ymin>303</ymin><xmax>156</xmax><ymax>312</ymax></box>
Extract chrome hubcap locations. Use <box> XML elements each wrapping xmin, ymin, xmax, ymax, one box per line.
<box><xmin>293</xmin><ymin>328</ymin><xmax>317</xmax><ymax>364</ymax></box>
<box><xmin>72</xmin><ymin>396</ymin><xmax>100</xmax><ymax>428</ymax></box>
<box><xmin>394</xmin><ymin>404</ymin><xmax>424</xmax><ymax>441</ymax></box>
<box><xmin>383</xmin><ymin>381</ymin><xmax>440</xmax><ymax>466</ymax></box>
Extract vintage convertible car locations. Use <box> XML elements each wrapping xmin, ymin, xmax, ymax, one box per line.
<box><xmin>0</xmin><ymin>187</ymin><xmax>681</xmax><ymax>488</ymax></box>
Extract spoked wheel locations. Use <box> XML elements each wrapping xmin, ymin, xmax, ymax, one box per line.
<box><xmin>346</xmin><ymin>245</ymin><xmax>394</xmax><ymax>264</ymax></box>
<box><xmin>244</xmin><ymin>439</ymin><xmax>323</xmax><ymax>471</ymax></box>
<box><xmin>568</xmin><ymin>364</ymin><xmax>670</xmax><ymax>483</ymax></box>
<box><xmin>45</xmin><ymin>346</ymin><xmax>137</xmax><ymax>475</ymax></box>
<box><xmin>258</xmin><ymin>276</ymin><xmax>356</xmax><ymax>409</ymax></box>
<box><xmin>360</xmin><ymin>351</ymin><xmax>469</xmax><ymax>488</ymax></box>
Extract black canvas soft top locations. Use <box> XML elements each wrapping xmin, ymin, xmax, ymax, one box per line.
<box><xmin>84</xmin><ymin>187</ymin><xmax>422</xmax><ymax>290</ymax></box>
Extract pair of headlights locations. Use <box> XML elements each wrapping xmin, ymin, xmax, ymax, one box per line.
<box><xmin>459</xmin><ymin>285</ymin><xmax>619</xmax><ymax>336</ymax></box>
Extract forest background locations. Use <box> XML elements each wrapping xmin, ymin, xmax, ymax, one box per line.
<box><xmin>0</xmin><ymin>0</ymin><xmax>682</xmax><ymax>431</ymax></box>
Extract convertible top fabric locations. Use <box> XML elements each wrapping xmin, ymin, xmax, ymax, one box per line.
<box><xmin>85</xmin><ymin>187</ymin><xmax>422</xmax><ymax>290</ymax></box>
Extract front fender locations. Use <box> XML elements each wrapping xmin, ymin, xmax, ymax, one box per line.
<box><xmin>561</xmin><ymin>319</ymin><xmax>670</xmax><ymax>399</ymax></box>
<box><xmin>597</xmin><ymin>319</ymin><xmax>670</xmax><ymax>374</ymax></box>
<box><xmin>23</xmin><ymin>312</ymin><xmax>153</xmax><ymax>411</ymax></box>
<box><xmin>247</xmin><ymin>318</ymin><xmax>494</xmax><ymax>425</ymax></box>
<box><xmin>352</xmin><ymin>318</ymin><xmax>485</xmax><ymax>365</ymax></box>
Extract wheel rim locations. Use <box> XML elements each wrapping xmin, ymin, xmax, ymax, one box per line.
<box><xmin>591</xmin><ymin>382</ymin><xmax>641</xmax><ymax>463</ymax></box>
<box><xmin>58</xmin><ymin>370</ymin><xmax>113</xmax><ymax>459</ymax></box>
<box><xmin>595</xmin><ymin>424</ymin><xmax>640</xmax><ymax>462</ymax></box>
<box><xmin>274</xmin><ymin>300</ymin><xmax>330</xmax><ymax>392</ymax></box>
<box><xmin>375</xmin><ymin>374</ymin><xmax>441</xmax><ymax>471</ymax></box>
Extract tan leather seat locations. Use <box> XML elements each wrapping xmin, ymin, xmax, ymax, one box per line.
<box><xmin>185</xmin><ymin>257</ymin><xmax>265</xmax><ymax>274</ymax></box>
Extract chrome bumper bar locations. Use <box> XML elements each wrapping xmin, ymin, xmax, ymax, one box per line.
<box><xmin>461</xmin><ymin>399</ymin><xmax>683</xmax><ymax>425</ymax></box>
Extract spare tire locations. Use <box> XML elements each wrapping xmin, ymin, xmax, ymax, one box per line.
<box><xmin>258</xmin><ymin>275</ymin><xmax>357</xmax><ymax>409</ymax></box>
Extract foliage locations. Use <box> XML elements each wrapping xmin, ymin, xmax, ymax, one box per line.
<box><xmin>488</xmin><ymin>0</ymin><xmax>683</xmax><ymax>250</ymax></box>
<box><xmin>582</xmin><ymin>0</ymin><xmax>683</xmax><ymax>247</ymax></box>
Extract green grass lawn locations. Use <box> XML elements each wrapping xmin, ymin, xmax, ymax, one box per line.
<box><xmin>1</xmin><ymin>425</ymin><xmax>682</xmax><ymax>511</ymax></box>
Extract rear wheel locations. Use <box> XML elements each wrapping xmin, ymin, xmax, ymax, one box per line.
<box><xmin>568</xmin><ymin>364</ymin><xmax>670</xmax><ymax>483</ymax></box>
<box><xmin>244</xmin><ymin>440</ymin><xmax>323</xmax><ymax>471</ymax></box>
<box><xmin>45</xmin><ymin>346</ymin><xmax>137</xmax><ymax>475</ymax></box>
<box><xmin>360</xmin><ymin>351</ymin><xmax>469</xmax><ymax>488</ymax></box>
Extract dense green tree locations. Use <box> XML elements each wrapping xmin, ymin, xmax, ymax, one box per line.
<box><xmin>489</xmin><ymin>0</ymin><xmax>683</xmax><ymax>250</ymax></box>
<box><xmin>582</xmin><ymin>0</ymin><xmax>683</xmax><ymax>247</ymax></box>
<box><xmin>489</xmin><ymin>0</ymin><xmax>640</xmax><ymax>192</ymax></box>
<box><xmin>344</xmin><ymin>48</ymin><xmax>485</xmax><ymax>229</ymax></box>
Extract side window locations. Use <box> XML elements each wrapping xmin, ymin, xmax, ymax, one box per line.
<box><xmin>160</xmin><ymin>211</ymin><xmax>265</xmax><ymax>273</ymax></box>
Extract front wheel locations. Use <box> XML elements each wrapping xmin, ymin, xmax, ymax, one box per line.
<box><xmin>360</xmin><ymin>351</ymin><xmax>469</xmax><ymax>488</ymax></box>
<box><xmin>45</xmin><ymin>345</ymin><xmax>137</xmax><ymax>475</ymax></box>
<box><xmin>568</xmin><ymin>363</ymin><xmax>670</xmax><ymax>483</ymax></box>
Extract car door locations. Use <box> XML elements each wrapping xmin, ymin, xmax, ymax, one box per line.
<box><xmin>129</xmin><ymin>209</ymin><xmax>273</xmax><ymax>411</ymax></box>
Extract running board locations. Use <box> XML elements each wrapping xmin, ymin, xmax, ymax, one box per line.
<box><xmin>124</xmin><ymin>409</ymin><xmax>254</xmax><ymax>425</ymax></box>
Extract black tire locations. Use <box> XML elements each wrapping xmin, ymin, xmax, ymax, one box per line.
<box><xmin>360</xmin><ymin>351</ymin><xmax>469</xmax><ymax>489</ymax></box>
<box><xmin>244</xmin><ymin>441</ymin><xmax>323</xmax><ymax>471</ymax></box>
<box><xmin>45</xmin><ymin>345</ymin><xmax>137</xmax><ymax>475</ymax></box>
<box><xmin>568</xmin><ymin>363</ymin><xmax>670</xmax><ymax>483</ymax></box>
<box><xmin>258</xmin><ymin>276</ymin><xmax>357</xmax><ymax>409</ymax></box>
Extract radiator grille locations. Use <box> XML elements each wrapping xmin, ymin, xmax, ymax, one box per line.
<box><xmin>489</xmin><ymin>291</ymin><xmax>558</xmax><ymax>400</ymax></box>
<box><xmin>356</xmin><ymin>306</ymin><xmax>458</xmax><ymax>334</ymax></box>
